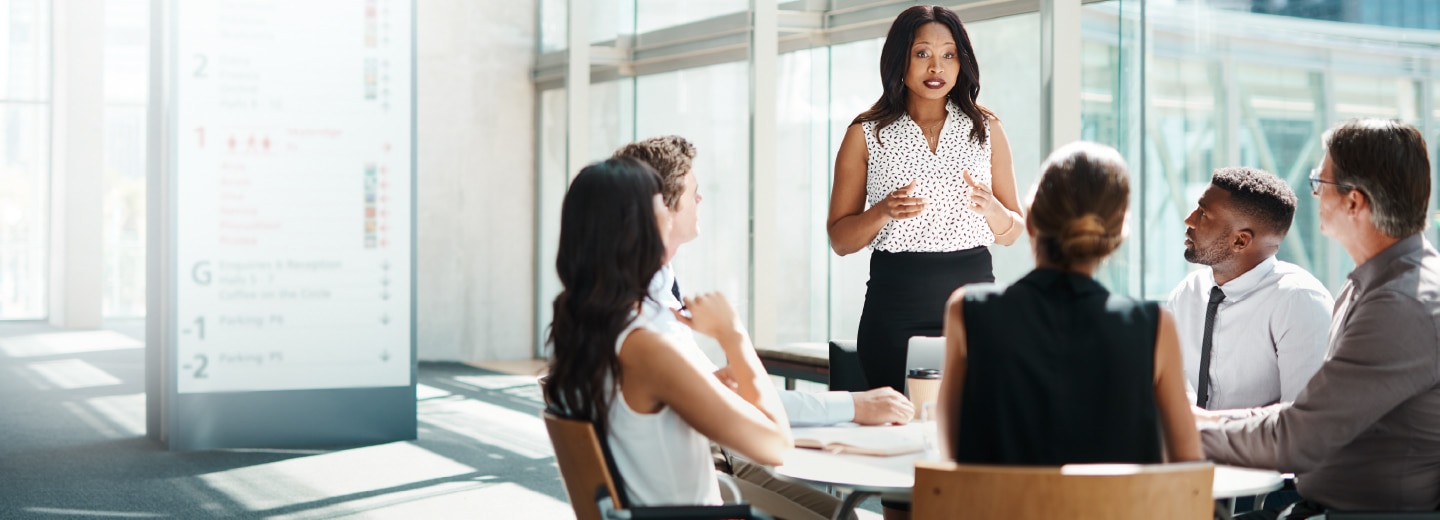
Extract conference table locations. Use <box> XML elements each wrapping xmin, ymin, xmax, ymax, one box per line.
<box><xmin>773</xmin><ymin>426</ymin><xmax>1285</xmax><ymax>520</ymax></box>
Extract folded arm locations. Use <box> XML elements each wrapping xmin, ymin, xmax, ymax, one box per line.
<box><xmin>1200</xmin><ymin>292</ymin><xmax>1440</xmax><ymax>472</ymax></box>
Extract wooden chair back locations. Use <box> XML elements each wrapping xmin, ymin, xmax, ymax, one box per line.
<box><xmin>912</xmin><ymin>460</ymin><xmax>1214</xmax><ymax>520</ymax></box>
<box><xmin>543</xmin><ymin>411</ymin><xmax>624</xmax><ymax>520</ymax></box>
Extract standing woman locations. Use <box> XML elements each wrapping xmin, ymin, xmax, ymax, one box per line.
<box><xmin>828</xmin><ymin>5</ymin><xmax>1024</xmax><ymax>393</ymax></box>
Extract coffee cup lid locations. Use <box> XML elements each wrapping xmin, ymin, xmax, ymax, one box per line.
<box><xmin>907</xmin><ymin>368</ymin><xmax>941</xmax><ymax>379</ymax></box>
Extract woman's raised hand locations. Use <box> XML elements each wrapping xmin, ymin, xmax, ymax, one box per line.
<box><xmin>881</xmin><ymin>179</ymin><xmax>928</xmax><ymax>220</ymax></box>
<box><xmin>963</xmin><ymin>170</ymin><xmax>1002</xmax><ymax>218</ymax></box>
<box><xmin>672</xmin><ymin>292</ymin><xmax>747</xmax><ymax>344</ymax></box>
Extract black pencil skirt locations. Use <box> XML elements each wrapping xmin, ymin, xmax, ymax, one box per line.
<box><xmin>856</xmin><ymin>247</ymin><xmax>995</xmax><ymax>393</ymax></box>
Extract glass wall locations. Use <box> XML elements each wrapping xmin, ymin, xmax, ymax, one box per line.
<box><xmin>537</xmin><ymin>0</ymin><xmax>1440</xmax><ymax>349</ymax></box>
<box><xmin>103</xmin><ymin>0</ymin><xmax>148</xmax><ymax>317</ymax></box>
<box><xmin>535</xmin><ymin>4</ymin><xmax>1046</xmax><ymax>350</ymax></box>
<box><xmin>826</xmin><ymin>37</ymin><xmax>881</xmax><ymax>341</ymax></box>
<box><xmin>634</xmin><ymin>62</ymin><xmax>749</xmax><ymax>362</ymax></box>
<box><xmin>0</xmin><ymin>1</ymin><xmax>50</xmax><ymax>319</ymax></box>
<box><xmin>775</xmin><ymin>47</ymin><xmax>828</xmax><ymax>343</ymax></box>
<box><xmin>538</xmin><ymin>0</ymin><xmax>635</xmax><ymax>53</ymax></box>
<box><xmin>1083</xmin><ymin>0</ymin><xmax>1440</xmax><ymax>298</ymax></box>
<box><xmin>636</xmin><ymin>0</ymin><xmax>744</xmax><ymax>34</ymax></box>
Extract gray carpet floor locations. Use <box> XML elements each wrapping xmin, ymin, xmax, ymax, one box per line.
<box><xmin>0</xmin><ymin>321</ymin><xmax>573</xmax><ymax>519</ymax></box>
<box><xmin>0</xmin><ymin>321</ymin><xmax>882</xmax><ymax>519</ymax></box>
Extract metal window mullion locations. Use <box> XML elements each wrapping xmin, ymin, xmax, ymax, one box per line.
<box><xmin>1041</xmin><ymin>0</ymin><xmax>1081</xmax><ymax>156</ymax></box>
<box><xmin>565</xmin><ymin>0</ymin><xmax>589</xmax><ymax>177</ymax></box>
<box><xmin>750</xmin><ymin>0</ymin><xmax>778</xmax><ymax>348</ymax></box>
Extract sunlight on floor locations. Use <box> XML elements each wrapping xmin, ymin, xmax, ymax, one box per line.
<box><xmin>21</xmin><ymin>507</ymin><xmax>168</xmax><ymax>518</ymax></box>
<box><xmin>268</xmin><ymin>481</ymin><xmax>574</xmax><ymax>520</ymax></box>
<box><xmin>83</xmin><ymin>393</ymin><xmax>147</xmax><ymax>437</ymax></box>
<box><xmin>0</xmin><ymin>331</ymin><xmax>143</xmax><ymax>358</ymax></box>
<box><xmin>197</xmin><ymin>442</ymin><xmax>475</xmax><ymax>513</ymax></box>
<box><xmin>451</xmin><ymin>374</ymin><xmax>539</xmax><ymax>391</ymax></box>
<box><xmin>418</xmin><ymin>397</ymin><xmax>552</xmax><ymax>459</ymax></box>
<box><xmin>415</xmin><ymin>383</ymin><xmax>452</xmax><ymax>400</ymax></box>
<box><xmin>27</xmin><ymin>359</ymin><xmax>123</xmax><ymax>389</ymax></box>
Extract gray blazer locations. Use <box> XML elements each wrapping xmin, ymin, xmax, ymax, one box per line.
<box><xmin>1200</xmin><ymin>234</ymin><xmax>1440</xmax><ymax>511</ymax></box>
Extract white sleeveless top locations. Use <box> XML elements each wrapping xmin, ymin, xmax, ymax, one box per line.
<box><xmin>863</xmin><ymin>101</ymin><xmax>994</xmax><ymax>252</ymax></box>
<box><xmin>605</xmin><ymin>309</ymin><xmax>722</xmax><ymax>506</ymax></box>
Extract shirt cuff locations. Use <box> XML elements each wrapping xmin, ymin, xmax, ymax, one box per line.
<box><xmin>779</xmin><ymin>390</ymin><xmax>856</xmax><ymax>427</ymax></box>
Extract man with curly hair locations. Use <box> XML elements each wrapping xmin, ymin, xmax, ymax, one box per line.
<box><xmin>1166</xmin><ymin>167</ymin><xmax>1333</xmax><ymax>410</ymax></box>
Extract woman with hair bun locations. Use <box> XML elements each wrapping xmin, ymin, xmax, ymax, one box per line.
<box><xmin>935</xmin><ymin>142</ymin><xmax>1202</xmax><ymax>466</ymax></box>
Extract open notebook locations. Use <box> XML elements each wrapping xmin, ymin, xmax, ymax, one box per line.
<box><xmin>792</xmin><ymin>424</ymin><xmax>925</xmax><ymax>457</ymax></box>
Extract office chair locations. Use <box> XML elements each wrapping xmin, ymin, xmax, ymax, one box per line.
<box><xmin>912</xmin><ymin>460</ymin><xmax>1214</xmax><ymax>519</ymax></box>
<box><xmin>543</xmin><ymin>408</ymin><xmax>773</xmax><ymax>520</ymax></box>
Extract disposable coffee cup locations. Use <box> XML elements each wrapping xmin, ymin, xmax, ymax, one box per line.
<box><xmin>906</xmin><ymin>368</ymin><xmax>942</xmax><ymax>420</ymax></box>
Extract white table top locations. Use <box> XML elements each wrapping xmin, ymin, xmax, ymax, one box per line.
<box><xmin>774</xmin><ymin>447</ymin><xmax>1284</xmax><ymax>500</ymax></box>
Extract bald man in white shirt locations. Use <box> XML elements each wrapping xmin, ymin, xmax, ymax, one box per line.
<box><xmin>1166</xmin><ymin>167</ymin><xmax>1332</xmax><ymax>410</ymax></box>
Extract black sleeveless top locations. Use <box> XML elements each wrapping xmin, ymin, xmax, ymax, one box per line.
<box><xmin>954</xmin><ymin>268</ymin><xmax>1162</xmax><ymax>465</ymax></box>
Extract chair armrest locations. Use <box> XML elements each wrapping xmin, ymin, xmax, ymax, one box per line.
<box><xmin>620</xmin><ymin>504</ymin><xmax>771</xmax><ymax>519</ymax></box>
<box><xmin>716</xmin><ymin>472</ymin><xmax>742</xmax><ymax>504</ymax></box>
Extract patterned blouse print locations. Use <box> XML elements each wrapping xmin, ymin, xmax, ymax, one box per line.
<box><xmin>863</xmin><ymin>101</ymin><xmax>993</xmax><ymax>252</ymax></box>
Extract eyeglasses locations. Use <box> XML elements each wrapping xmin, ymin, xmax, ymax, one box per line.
<box><xmin>1309</xmin><ymin>167</ymin><xmax>1358</xmax><ymax>196</ymax></box>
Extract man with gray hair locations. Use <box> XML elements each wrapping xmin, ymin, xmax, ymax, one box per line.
<box><xmin>1199</xmin><ymin>119</ymin><xmax>1440</xmax><ymax>516</ymax></box>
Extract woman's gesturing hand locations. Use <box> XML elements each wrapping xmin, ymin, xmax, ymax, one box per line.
<box><xmin>963</xmin><ymin>170</ymin><xmax>1003</xmax><ymax>219</ymax></box>
<box><xmin>881</xmin><ymin>179</ymin><xmax>928</xmax><ymax>220</ymax></box>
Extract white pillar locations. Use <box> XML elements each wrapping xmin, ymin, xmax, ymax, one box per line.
<box><xmin>1041</xmin><ymin>0</ymin><xmax>1081</xmax><ymax>155</ymax></box>
<box><xmin>50</xmin><ymin>0</ymin><xmax>106</xmax><ymax>329</ymax></box>
<box><xmin>749</xmin><ymin>0</ymin><xmax>778</xmax><ymax>347</ymax></box>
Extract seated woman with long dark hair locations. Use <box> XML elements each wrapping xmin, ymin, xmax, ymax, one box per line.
<box><xmin>938</xmin><ymin>142</ymin><xmax>1202</xmax><ymax>465</ymax></box>
<box><xmin>543</xmin><ymin>156</ymin><xmax>792</xmax><ymax>506</ymax></box>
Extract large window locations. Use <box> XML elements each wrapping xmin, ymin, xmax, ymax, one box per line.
<box><xmin>538</xmin><ymin>4</ymin><xmax>1054</xmax><ymax>349</ymax></box>
<box><xmin>536</xmin><ymin>0</ymin><xmax>1440</xmax><ymax>351</ymax></box>
<box><xmin>1083</xmin><ymin>0</ymin><xmax>1440</xmax><ymax>298</ymax></box>
<box><xmin>775</xmin><ymin>47</ymin><xmax>829</xmax><ymax>343</ymax></box>
<box><xmin>103</xmin><ymin>0</ymin><xmax>148</xmax><ymax>317</ymax></box>
<box><xmin>635</xmin><ymin>62</ymin><xmax>749</xmax><ymax>361</ymax></box>
<box><xmin>0</xmin><ymin>1</ymin><xmax>50</xmax><ymax>319</ymax></box>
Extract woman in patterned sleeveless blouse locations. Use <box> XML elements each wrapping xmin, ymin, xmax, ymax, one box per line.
<box><xmin>828</xmin><ymin>5</ymin><xmax>1025</xmax><ymax>395</ymax></box>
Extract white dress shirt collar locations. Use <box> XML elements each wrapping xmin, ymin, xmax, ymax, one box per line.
<box><xmin>1212</xmin><ymin>255</ymin><xmax>1278</xmax><ymax>303</ymax></box>
<box><xmin>1166</xmin><ymin>256</ymin><xmax>1333</xmax><ymax>409</ymax></box>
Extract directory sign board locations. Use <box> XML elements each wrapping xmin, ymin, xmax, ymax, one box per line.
<box><xmin>152</xmin><ymin>0</ymin><xmax>416</xmax><ymax>450</ymax></box>
<box><xmin>173</xmin><ymin>0</ymin><xmax>412</xmax><ymax>394</ymax></box>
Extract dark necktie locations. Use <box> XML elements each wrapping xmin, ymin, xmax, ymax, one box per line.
<box><xmin>670</xmin><ymin>279</ymin><xmax>682</xmax><ymax>302</ymax></box>
<box><xmin>1196</xmin><ymin>286</ymin><xmax>1226</xmax><ymax>409</ymax></box>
